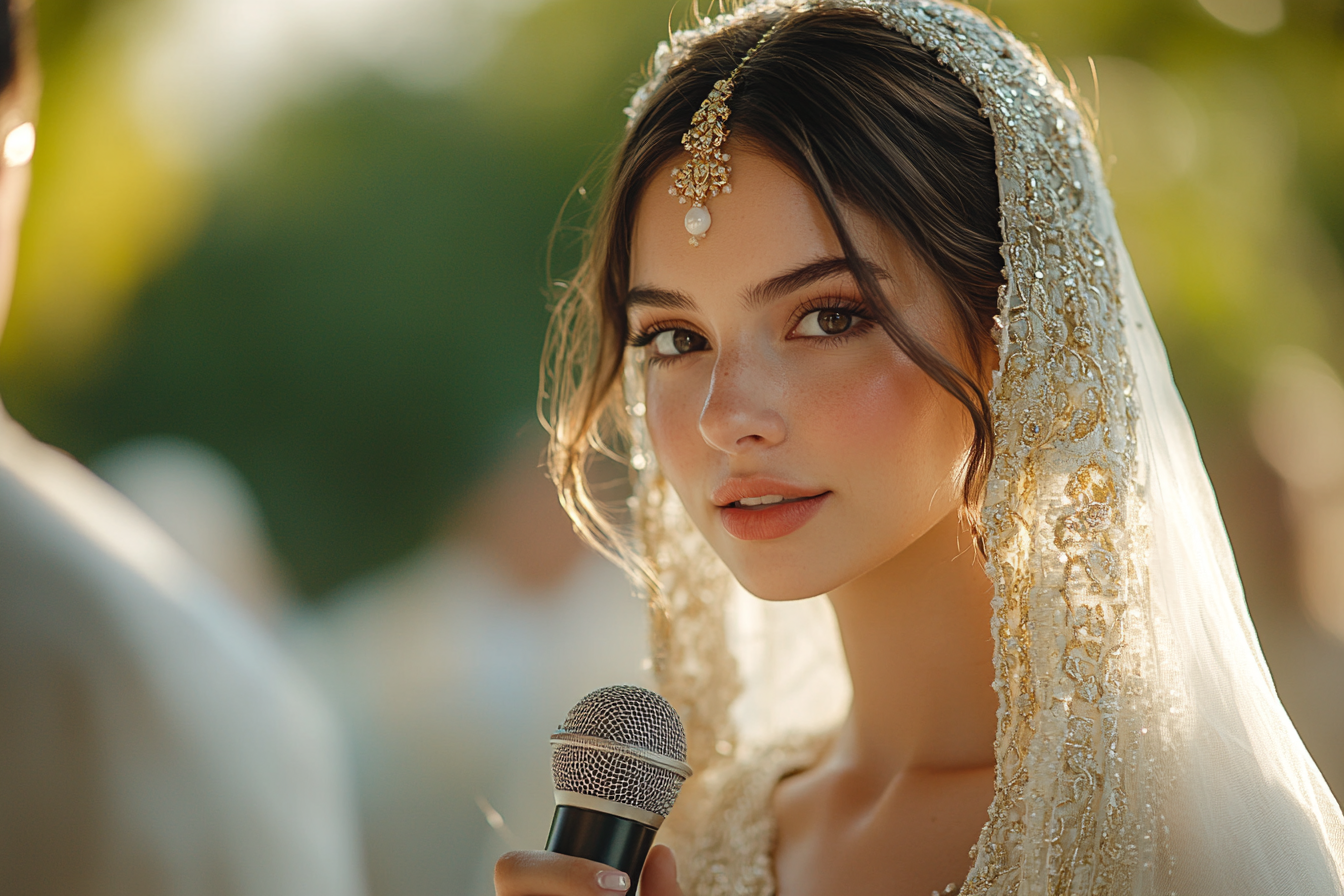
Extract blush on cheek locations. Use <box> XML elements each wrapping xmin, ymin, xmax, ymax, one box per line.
<box><xmin>794</xmin><ymin>354</ymin><xmax>927</xmax><ymax>444</ymax></box>
<box><xmin>803</xmin><ymin>354</ymin><xmax>968</xmax><ymax>509</ymax></box>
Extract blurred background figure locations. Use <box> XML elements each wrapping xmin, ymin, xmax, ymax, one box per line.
<box><xmin>0</xmin><ymin>0</ymin><xmax>365</xmax><ymax>892</ymax></box>
<box><xmin>1250</xmin><ymin>347</ymin><xmax>1344</xmax><ymax>787</ymax></box>
<box><xmin>1252</xmin><ymin>348</ymin><xmax>1344</xmax><ymax>644</ymax></box>
<box><xmin>290</xmin><ymin>424</ymin><xmax>647</xmax><ymax>896</ymax></box>
<box><xmin>1</xmin><ymin>0</ymin><xmax>1343</xmax><ymax>888</ymax></box>
<box><xmin>94</xmin><ymin>435</ymin><xmax>292</xmax><ymax>625</ymax></box>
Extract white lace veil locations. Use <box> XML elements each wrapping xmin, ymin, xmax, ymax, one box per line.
<box><xmin>617</xmin><ymin>1</ymin><xmax>1344</xmax><ymax>892</ymax></box>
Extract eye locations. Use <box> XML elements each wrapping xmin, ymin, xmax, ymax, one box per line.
<box><xmin>651</xmin><ymin>328</ymin><xmax>709</xmax><ymax>356</ymax></box>
<box><xmin>796</xmin><ymin>308</ymin><xmax>857</xmax><ymax>337</ymax></box>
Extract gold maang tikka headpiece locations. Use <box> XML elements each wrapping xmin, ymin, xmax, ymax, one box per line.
<box><xmin>669</xmin><ymin>22</ymin><xmax>781</xmax><ymax>247</ymax></box>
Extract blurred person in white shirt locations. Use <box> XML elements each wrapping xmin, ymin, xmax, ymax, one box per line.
<box><xmin>0</xmin><ymin>3</ymin><xmax>365</xmax><ymax>892</ymax></box>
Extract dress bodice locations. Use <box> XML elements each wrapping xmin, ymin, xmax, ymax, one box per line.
<box><xmin>675</xmin><ymin>733</ymin><xmax>967</xmax><ymax>896</ymax></box>
<box><xmin>678</xmin><ymin>735</ymin><xmax>826</xmax><ymax>896</ymax></box>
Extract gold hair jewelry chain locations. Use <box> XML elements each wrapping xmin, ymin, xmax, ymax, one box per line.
<box><xmin>669</xmin><ymin>22</ymin><xmax>781</xmax><ymax>246</ymax></box>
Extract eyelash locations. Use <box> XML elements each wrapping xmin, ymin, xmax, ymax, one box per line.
<box><xmin>627</xmin><ymin>319</ymin><xmax>699</xmax><ymax>367</ymax></box>
<box><xmin>792</xmin><ymin>296</ymin><xmax>877</xmax><ymax>344</ymax></box>
<box><xmin>628</xmin><ymin>297</ymin><xmax>877</xmax><ymax>366</ymax></box>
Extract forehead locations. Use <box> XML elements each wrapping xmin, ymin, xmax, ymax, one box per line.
<box><xmin>629</xmin><ymin>150</ymin><xmax>849</xmax><ymax>296</ymax></box>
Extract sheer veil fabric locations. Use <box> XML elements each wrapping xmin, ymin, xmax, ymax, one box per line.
<box><xmin>615</xmin><ymin>1</ymin><xmax>1344</xmax><ymax>893</ymax></box>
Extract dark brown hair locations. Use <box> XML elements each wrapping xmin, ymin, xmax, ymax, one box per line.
<box><xmin>544</xmin><ymin>6</ymin><xmax>1003</xmax><ymax>573</ymax></box>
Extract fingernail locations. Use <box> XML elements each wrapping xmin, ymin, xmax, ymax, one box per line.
<box><xmin>597</xmin><ymin>870</ymin><xmax>630</xmax><ymax>891</ymax></box>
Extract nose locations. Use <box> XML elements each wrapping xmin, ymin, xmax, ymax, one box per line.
<box><xmin>697</xmin><ymin>348</ymin><xmax>787</xmax><ymax>454</ymax></box>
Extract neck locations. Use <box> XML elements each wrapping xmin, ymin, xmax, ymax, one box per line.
<box><xmin>826</xmin><ymin>508</ymin><xmax>997</xmax><ymax>781</ymax></box>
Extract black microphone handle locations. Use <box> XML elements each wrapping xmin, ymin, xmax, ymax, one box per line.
<box><xmin>546</xmin><ymin>805</ymin><xmax>659</xmax><ymax>893</ymax></box>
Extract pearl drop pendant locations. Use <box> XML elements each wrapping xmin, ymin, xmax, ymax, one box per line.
<box><xmin>684</xmin><ymin>205</ymin><xmax>711</xmax><ymax>244</ymax></box>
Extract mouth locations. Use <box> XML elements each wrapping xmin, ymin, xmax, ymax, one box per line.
<box><xmin>711</xmin><ymin>477</ymin><xmax>827</xmax><ymax>508</ymax></box>
<box><xmin>725</xmin><ymin>493</ymin><xmax>821</xmax><ymax>509</ymax></box>
<box><xmin>715</xmin><ymin>488</ymin><xmax>832</xmax><ymax>541</ymax></box>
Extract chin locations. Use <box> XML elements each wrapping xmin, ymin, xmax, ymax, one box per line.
<box><xmin>720</xmin><ymin>556</ymin><xmax>836</xmax><ymax>602</ymax></box>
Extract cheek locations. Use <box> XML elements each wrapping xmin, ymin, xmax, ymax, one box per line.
<box><xmin>644</xmin><ymin>370</ymin><xmax>706</xmax><ymax>480</ymax></box>
<box><xmin>795</xmin><ymin>351</ymin><xmax>968</xmax><ymax>497</ymax></box>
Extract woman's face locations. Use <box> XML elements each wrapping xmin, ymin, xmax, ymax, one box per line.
<box><xmin>627</xmin><ymin>150</ymin><xmax>976</xmax><ymax>600</ymax></box>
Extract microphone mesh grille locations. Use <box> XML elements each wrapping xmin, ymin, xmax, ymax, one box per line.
<box><xmin>551</xmin><ymin>685</ymin><xmax>689</xmax><ymax>818</ymax></box>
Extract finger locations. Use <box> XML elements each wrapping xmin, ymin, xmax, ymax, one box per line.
<box><xmin>639</xmin><ymin>845</ymin><xmax>684</xmax><ymax>896</ymax></box>
<box><xmin>495</xmin><ymin>850</ymin><xmax>633</xmax><ymax>896</ymax></box>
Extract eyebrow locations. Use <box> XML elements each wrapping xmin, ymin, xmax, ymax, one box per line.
<box><xmin>626</xmin><ymin>256</ymin><xmax>891</xmax><ymax>314</ymax></box>
<box><xmin>743</xmin><ymin>256</ymin><xmax>890</xmax><ymax>310</ymax></box>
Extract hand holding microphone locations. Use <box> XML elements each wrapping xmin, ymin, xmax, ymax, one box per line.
<box><xmin>494</xmin><ymin>685</ymin><xmax>692</xmax><ymax>896</ymax></box>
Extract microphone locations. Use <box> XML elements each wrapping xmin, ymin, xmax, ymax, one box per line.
<box><xmin>546</xmin><ymin>685</ymin><xmax>693</xmax><ymax>893</ymax></box>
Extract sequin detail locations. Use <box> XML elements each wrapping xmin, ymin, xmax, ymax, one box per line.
<box><xmin>679</xmin><ymin>734</ymin><xmax>827</xmax><ymax>896</ymax></box>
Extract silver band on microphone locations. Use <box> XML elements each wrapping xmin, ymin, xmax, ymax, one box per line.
<box><xmin>549</xmin><ymin>731</ymin><xmax>694</xmax><ymax>779</ymax></box>
<box><xmin>553</xmin><ymin>790</ymin><xmax>667</xmax><ymax>829</ymax></box>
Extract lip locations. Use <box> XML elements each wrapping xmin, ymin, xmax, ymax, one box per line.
<box><xmin>712</xmin><ymin>477</ymin><xmax>831</xmax><ymax>541</ymax></box>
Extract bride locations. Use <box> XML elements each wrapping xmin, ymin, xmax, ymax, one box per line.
<box><xmin>497</xmin><ymin>2</ymin><xmax>1344</xmax><ymax>894</ymax></box>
